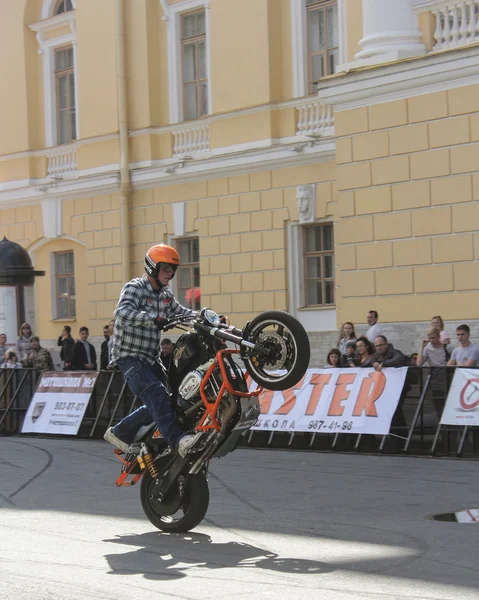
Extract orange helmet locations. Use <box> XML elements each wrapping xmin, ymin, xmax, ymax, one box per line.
<box><xmin>145</xmin><ymin>244</ymin><xmax>180</xmax><ymax>279</ymax></box>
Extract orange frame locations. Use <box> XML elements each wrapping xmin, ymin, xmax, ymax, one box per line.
<box><xmin>196</xmin><ymin>349</ymin><xmax>262</xmax><ymax>432</ymax></box>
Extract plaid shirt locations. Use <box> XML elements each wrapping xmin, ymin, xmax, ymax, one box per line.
<box><xmin>111</xmin><ymin>275</ymin><xmax>197</xmax><ymax>366</ymax></box>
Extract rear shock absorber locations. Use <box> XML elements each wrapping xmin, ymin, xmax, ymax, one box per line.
<box><xmin>143</xmin><ymin>453</ymin><xmax>159</xmax><ymax>479</ymax></box>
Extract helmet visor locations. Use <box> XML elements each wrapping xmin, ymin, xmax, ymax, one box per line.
<box><xmin>159</xmin><ymin>262</ymin><xmax>178</xmax><ymax>275</ymax></box>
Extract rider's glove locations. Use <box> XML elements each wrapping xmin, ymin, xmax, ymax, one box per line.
<box><xmin>154</xmin><ymin>317</ymin><xmax>168</xmax><ymax>330</ymax></box>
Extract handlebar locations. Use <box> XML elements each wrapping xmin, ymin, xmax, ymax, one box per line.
<box><xmin>160</xmin><ymin>313</ymin><xmax>263</xmax><ymax>354</ymax></box>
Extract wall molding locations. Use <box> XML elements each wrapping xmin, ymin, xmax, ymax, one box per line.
<box><xmin>0</xmin><ymin>137</ymin><xmax>335</xmax><ymax>206</ymax></box>
<box><xmin>321</xmin><ymin>44</ymin><xmax>479</xmax><ymax>110</ymax></box>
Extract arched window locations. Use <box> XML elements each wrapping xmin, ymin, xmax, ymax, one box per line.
<box><xmin>55</xmin><ymin>0</ymin><xmax>74</xmax><ymax>15</ymax></box>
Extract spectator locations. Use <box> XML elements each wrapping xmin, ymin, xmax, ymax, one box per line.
<box><xmin>430</xmin><ymin>315</ymin><xmax>451</xmax><ymax>344</ymax></box>
<box><xmin>366</xmin><ymin>310</ymin><xmax>382</xmax><ymax>343</ymax></box>
<box><xmin>337</xmin><ymin>322</ymin><xmax>356</xmax><ymax>355</ymax></box>
<box><xmin>356</xmin><ymin>336</ymin><xmax>376</xmax><ymax>367</ymax></box>
<box><xmin>0</xmin><ymin>333</ymin><xmax>8</xmax><ymax>363</ymax></box>
<box><xmin>107</xmin><ymin>319</ymin><xmax>115</xmax><ymax>367</ymax></box>
<box><xmin>159</xmin><ymin>338</ymin><xmax>174</xmax><ymax>371</ymax></box>
<box><xmin>325</xmin><ymin>348</ymin><xmax>341</xmax><ymax>368</ymax></box>
<box><xmin>373</xmin><ymin>335</ymin><xmax>407</xmax><ymax>371</ymax></box>
<box><xmin>22</xmin><ymin>336</ymin><xmax>55</xmax><ymax>372</ymax></box>
<box><xmin>448</xmin><ymin>324</ymin><xmax>479</xmax><ymax>367</ymax></box>
<box><xmin>16</xmin><ymin>323</ymin><xmax>33</xmax><ymax>360</ymax></box>
<box><xmin>71</xmin><ymin>327</ymin><xmax>97</xmax><ymax>371</ymax></box>
<box><xmin>1</xmin><ymin>349</ymin><xmax>22</xmax><ymax>369</ymax></box>
<box><xmin>57</xmin><ymin>325</ymin><xmax>75</xmax><ymax>370</ymax></box>
<box><xmin>342</xmin><ymin>340</ymin><xmax>358</xmax><ymax>367</ymax></box>
<box><xmin>100</xmin><ymin>324</ymin><xmax>110</xmax><ymax>370</ymax></box>
<box><xmin>416</xmin><ymin>326</ymin><xmax>454</xmax><ymax>417</ymax></box>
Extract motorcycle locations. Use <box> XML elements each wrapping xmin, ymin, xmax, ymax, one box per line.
<box><xmin>112</xmin><ymin>308</ymin><xmax>310</xmax><ymax>533</ymax></box>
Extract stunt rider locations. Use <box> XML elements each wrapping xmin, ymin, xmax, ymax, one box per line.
<box><xmin>104</xmin><ymin>244</ymin><xmax>202</xmax><ymax>458</ymax></box>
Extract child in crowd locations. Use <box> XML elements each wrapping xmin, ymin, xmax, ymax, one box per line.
<box><xmin>1</xmin><ymin>350</ymin><xmax>22</xmax><ymax>369</ymax></box>
<box><xmin>342</xmin><ymin>340</ymin><xmax>358</xmax><ymax>367</ymax></box>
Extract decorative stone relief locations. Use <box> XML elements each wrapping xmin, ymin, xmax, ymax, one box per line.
<box><xmin>297</xmin><ymin>184</ymin><xmax>316</xmax><ymax>224</ymax></box>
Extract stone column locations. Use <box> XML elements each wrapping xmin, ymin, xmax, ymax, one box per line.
<box><xmin>354</xmin><ymin>0</ymin><xmax>426</xmax><ymax>66</ymax></box>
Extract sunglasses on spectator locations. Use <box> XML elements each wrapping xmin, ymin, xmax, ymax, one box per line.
<box><xmin>159</xmin><ymin>263</ymin><xmax>178</xmax><ymax>274</ymax></box>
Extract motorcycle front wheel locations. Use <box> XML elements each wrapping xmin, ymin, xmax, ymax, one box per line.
<box><xmin>243</xmin><ymin>310</ymin><xmax>310</xmax><ymax>391</ymax></box>
<box><xmin>140</xmin><ymin>456</ymin><xmax>209</xmax><ymax>533</ymax></box>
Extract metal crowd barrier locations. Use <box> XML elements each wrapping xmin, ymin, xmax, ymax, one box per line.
<box><xmin>0</xmin><ymin>367</ymin><xmax>478</xmax><ymax>458</ymax></box>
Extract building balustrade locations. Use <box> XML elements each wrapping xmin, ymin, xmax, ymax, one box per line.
<box><xmin>46</xmin><ymin>145</ymin><xmax>77</xmax><ymax>177</ymax></box>
<box><xmin>172</xmin><ymin>124</ymin><xmax>210</xmax><ymax>158</ymax></box>
<box><xmin>414</xmin><ymin>1</ymin><xmax>479</xmax><ymax>50</ymax></box>
<box><xmin>296</xmin><ymin>100</ymin><xmax>335</xmax><ymax>138</ymax></box>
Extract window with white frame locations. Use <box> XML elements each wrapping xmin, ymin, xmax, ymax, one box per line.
<box><xmin>307</xmin><ymin>0</ymin><xmax>339</xmax><ymax>94</ymax></box>
<box><xmin>55</xmin><ymin>0</ymin><xmax>73</xmax><ymax>14</ymax></box>
<box><xmin>303</xmin><ymin>223</ymin><xmax>335</xmax><ymax>306</ymax></box>
<box><xmin>54</xmin><ymin>251</ymin><xmax>76</xmax><ymax>318</ymax></box>
<box><xmin>30</xmin><ymin>2</ymin><xmax>78</xmax><ymax>147</ymax></box>
<box><xmin>55</xmin><ymin>46</ymin><xmax>76</xmax><ymax>144</ymax></box>
<box><xmin>176</xmin><ymin>238</ymin><xmax>201</xmax><ymax>310</ymax></box>
<box><xmin>291</xmin><ymin>0</ymin><xmax>344</xmax><ymax>98</ymax></box>
<box><xmin>162</xmin><ymin>0</ymin><xmax>211</xmax><ymax>124</ymax></box>
<box><xmin>181</xmin><ymin>10</ymin><xmax>208</xmax><ymax>121</ymax></box>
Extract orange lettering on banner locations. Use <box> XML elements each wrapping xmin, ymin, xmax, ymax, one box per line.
<box><xmin>306</xmin><ymin>374</ymin><xmax>332</xmax><ymax>415</ymax></box>
<box><xmin>275</xmin><ymin>376</ymin><xmax>306</xmax><ymax>415</ymax></box>
<box><xmin>328</xmin><ymin>373</ymin><xmax>356</xmax><ymax>416</ymax></box>
<box><xmin>352</xmin><ymin>371</ymin><xmax>386</xmax><ymax>417</ymax></box>
<box><xmin>259</xmin><ymin>389</ymin><xmax>275</xmax><ymax>414</ymax></box>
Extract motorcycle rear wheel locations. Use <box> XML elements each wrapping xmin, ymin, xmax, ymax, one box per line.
<box><xmin>243</xmin><ymin>310</ymin><xmax>310</xmax><ymax>391</ymax></box>
<box><xmin>140</xmin><ymin>457</ymin><xmax>209</xmax><ymax>533</ymax></box>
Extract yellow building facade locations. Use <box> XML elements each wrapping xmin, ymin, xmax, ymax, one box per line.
<box><xmin>1</xmin><ymin>0</ymin><xmax>479</xmax><ymax>362</ymax></box>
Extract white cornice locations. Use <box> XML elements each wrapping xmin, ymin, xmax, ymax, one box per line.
<box><xmin>411</xmin><ymin>0</ymin><xmax>443</xmax><ymax>11</ymax></box>
<box><xmin>0</xmin><ymin>137</ymin><xmax>335</xmax><ymax>206</ymax></box>
<box><xmin>130</xmin><ymin>138</ymin><xmax>335</xmax><ymax>190</ymax></box>
<box><xmin>320</xmin><ymin>45</ymin><xmax>479</xmax><ymax>110</ymax></box>
<box><xmin>29</xmin><ymin>11</ymin><xmax>76</xmax><ymax>34</ymax></box>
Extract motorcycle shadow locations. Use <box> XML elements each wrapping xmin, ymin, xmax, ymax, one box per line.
<box><xmin>103</xmin><ymin>531</ymin><xmax>335</xmax><ymax>581</ymax></box>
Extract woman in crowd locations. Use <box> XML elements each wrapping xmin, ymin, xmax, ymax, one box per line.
<box><xmin>337</xmin><ymin>322</ymin><xmax>357</xmax><ymax>355</ymax></box>
<box><xmin>355</xmin><ymin>336</ymin><xmax>376</xmax><ymax>367</ymax></box>
<box><xmin>430</xmin><ymin>316</ymin><xmax>450</xmax><ymax>344</ymax></box>
<box><xmin>325</xmin><ymin>348</ymin><xmax>342</xmax><ymax>368</ymax></box>
<box><xmin>1</xmin><ymin>349</ymin><xmax>22</xmax><ymax>369</ymax></box>
<box><xmin>0</xmin><ymin>333</ymin><xmax>8</xmax><ymax>363</ymax></box>
<box><xmin>16</xmin><ymin>323</ymin><xmax>33</xmax><ymax>361</ymax></box>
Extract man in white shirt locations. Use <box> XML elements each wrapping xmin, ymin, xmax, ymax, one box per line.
<box><xmin>448</xmin><ymin>324</ymin><xmax>479</xmax><ymax>367</ymax></box>
<box><xmin>366</xmin><ymin>310</ymin><xmax>382</xmax><ymax>343</ymax></box>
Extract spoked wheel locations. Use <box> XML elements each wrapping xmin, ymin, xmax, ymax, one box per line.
<box><xmin>243</xmin><ymin>310</ymin><xmax>310</xmax><ymax>391</ymax></box>
<box><xmin>140</xmin><ymin>456</ymin><xmax>209</xmax><ymax>533</ymax></box>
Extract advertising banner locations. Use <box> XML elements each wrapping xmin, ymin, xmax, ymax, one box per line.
<box><xmin>441</xmin><ymin>369</ymin><xmax>479</xmax><ymax>426</ymax></box>
<box><xmin>250</xmin><ymin>367</ymin><xmax>408</xmax><ymax>435</ymax></box>
<box><xmin>21</xmin><ymin>372</ymin><xmax>98</xmax><ymax>435</ymax></box>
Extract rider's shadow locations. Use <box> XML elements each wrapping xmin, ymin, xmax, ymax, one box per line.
<box><xmin>103</xmin><ymin>531</ymin><xmax>335</xmax><ymax>580</ymax></box>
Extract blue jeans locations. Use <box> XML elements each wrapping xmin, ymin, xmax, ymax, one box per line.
<box><xmin>112</xmin><ymin>357</ymin><xmax>185</xmax><ymax>449</ymax></box>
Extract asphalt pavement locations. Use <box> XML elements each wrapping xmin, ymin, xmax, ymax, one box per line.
<box><xmin>0</xmin><ymin>437</ymin><xmax>478</xmax><ymax>600</ymax></box>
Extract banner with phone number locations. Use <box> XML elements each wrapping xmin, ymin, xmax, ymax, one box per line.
<box><xmin>249</xmin><ymin>367</ymin><xmax>408</xmax><ymax>435</ymax></box>
<box><xmin>21</xmin><ymin>372</ymin><xmax>98</xmax><ymax>435</ymax></box>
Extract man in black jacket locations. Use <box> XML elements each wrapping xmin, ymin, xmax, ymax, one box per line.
<box><xmin>372</xmin><ymin>336</ymin><xmax>407</xmax><ymax>370</ymax></box>
<box><xmin>57</xmin><ymin>325</ymin><xmax>75</xmax><ymax>371</ymax></box>
<box><xmin>71</xmin><ymin>327</ymin><xmax>97</xmax><ymax>371</ymax></box>
<box><xmin>100</xmin><ymin>324</ymin><xmax>110</xmax><ymax>370</ymax></box>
